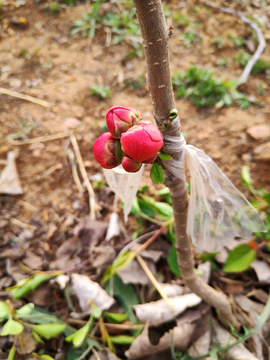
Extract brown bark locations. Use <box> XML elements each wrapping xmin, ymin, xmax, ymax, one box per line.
<box><xmin>133</xmin><ymin>0</ymin><xmax>238</xmax><ymax>328</ymax></box>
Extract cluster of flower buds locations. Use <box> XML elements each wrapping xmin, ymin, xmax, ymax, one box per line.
<box><xmin>93</xmin><ymin>106</ymin><xmax>164</xmax><ymax>172</ymax></box>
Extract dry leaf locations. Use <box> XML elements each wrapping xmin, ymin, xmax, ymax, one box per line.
<box><xmin>234</xmin><ymin>295</ymin><xmax>264</xmax><ymax>315</ymax></box>
<box><xmin>106</xmin><ymin>212</ymin><xmax>120</xmax><ymax>241</ymax></box>
<box><xmin>133</xmin><ymin>293</ymin><xmax>202</xmax><ymax>324</ymax></box>
<box><xmin>188</xmin><ymin>329</ymin><xmax>210</xmax><ymax>357</ymax></box>
<box><xmin>22</xmin><ymin>251</ymin><xmax>43</xmax><ymax>270</ymax></box>
<box><xmin>213</xmin><ymin>321</ymin><xmax>259</xmax><ymax>360</ymax></box>
<box><xmin>157</xmin><ymin>283</ymin><xmax>185</xmax><ymax>297</ymax></box>
<box><xmin>55</xmin><ymin>238</ymin><xmax>80</xmax><ymax>270</ymax></box>
<box><xmin>90</xmin><ymin>244</ymin><xmax>116</xmax><ymax>275</ymax></box>
<box><xmin>15</xmin><ymin>330</ymin><xmax>37</xmax><ymax>354</ymax></box>
<box><xmin>118</xmin><ymin>259</ymin><xmax>156</xmax><ymax>285</ymax></box>
<box><xmin>71</xmin><ymin>273</ymin><xmax>115</xmax><ymax>313</ymax></box>
<box><xmin>89</xmin><ymin>348</ymin><xmax>121</xmax><ymax>360</ymax></box>
<box><xmin>0</xmin><ymin>151</ymin><xmax>23</xmax><ymax>194</ymax></box>
<box><xmin>251</xmin><ymin>260</ymin><xmax>270</xmax><ymax>283</ymax></box>
<box><xmin>125</xmin><ymin>322</ymin><xmax>195</xmax><ymax>359</ymax></box>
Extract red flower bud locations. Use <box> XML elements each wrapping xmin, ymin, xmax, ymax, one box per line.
<box><xmin>106</xmin><ymin>106</ymin><xmax>142</xmax><ymax>138</ymax></box>
<box><xmin>142</xmin><ymin>154</ymin><xmax>157</xmax><ymax>164</ymax></box>
<box><xmin>93</xmin><ymin>132</ymin><xmax>122</xmax><ymax>169</ymax></box>
<box><xmin>120</xmin><ymin>121</ymin><xmax>163</xmax><ymax>163</ymax></box>
<box><xmin>122</xmin><ymin>156</ymin><xmax>142</xmax><ymax>173</ymax></box>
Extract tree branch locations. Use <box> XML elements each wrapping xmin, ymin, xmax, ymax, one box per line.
<box><xmin>133</xmin><ymin>0</ymin><xmax>239</xmax><ymax>328</ymax></box>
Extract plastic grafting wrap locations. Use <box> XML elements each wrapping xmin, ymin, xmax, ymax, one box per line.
<box><xmin>103</xmin><ymin>165</ymin><xmax>144</xmax><ymax>223</ymax></box>
<box><xmin>161</xmin><ymin>119</ymin><xmax>266</xmax><ymax>252</ymax></box>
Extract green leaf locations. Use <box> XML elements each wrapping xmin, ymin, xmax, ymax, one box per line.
<box><xmin>104</xmin><ymin>312</ymin><xmax>128</xmax><ymax>324</ymax></box>
<box><xmin>109</xmin><ymin>335</ymin><xmax>135</xmax><ymax>345</ymax></box>
<box><xmin>150</xmin><ymin>163</ymin><xmax>165</xmax><ymax>184</ymax></box>
<box><xmin>0</xmin><ymin>301</ymin><xmax>11</xmax><ymax>322</ymax></box>
<box><xmin>11</xmin><ymin>272</ymin><xmax>62</xmax><ymax>299</ymax></box>
<box><xmin>154</xmin><ymin>202</ymin><xmax>173</xmax><ymax>218</ymax></box>
<box><xmin>65</xmin><ymin>321</ymin><xmax>90</xmax><ymax>347</ymax></box>
<box><xmin>167</xmin><ymin>246</ymin><xmax>181</xmax><ymax>276</ymax></box>
<box><xmin>1</xmin><ymin>318</ymin><xmax>24</xmax><ymax>336</ymax></box>
<box><xmin>105</xmin><ymin>275</ymin><xmax>138</xmax><ymax>324</ymax></box>
<box><xmin>7</xmin><ymin>346</ymin><xmax>16</xmax><ymax>360</ymax></box>
<box><xmin>91</xmin><ymin>304</ymin><xmax>102</xmax><ymax>319</ymax></box>
<box><xmin>40</xmin><ymin>355</ymin><xmax>55</xmax><ymax>360</ymax></box>
<box><xmin>32</xmin><ymin>330</ymin><xmax>45</xmax><ymax>344</ymax></box>
<box><xmin>33</xmin><ymin>324</ymin><xmax>66</xmax><ymax>340</ymax></box>
<box><xmin>241</xmin><ymin>165</ymin><xmax>252</xmax><ymax>189</ymax></box>
<box><xmin>16</xmin><ymin>303</ymin><xmax>35</xmax><ymax>316</ymax></box>
<box><xmin>223</xmin><ymin>244</ymin><xmax>257</xmax><ymax>273</ymax></box>
<box><xmin>158</xmin><ymin>154</ymin><xmax>172</xmax><ymax>160</ymax></box>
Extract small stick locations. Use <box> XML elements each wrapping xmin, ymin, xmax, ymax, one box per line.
<box><xmin>0</xmin><ymin>195</ymin><xmax>37</xmax><ymax>212</ymax></box>
<box><xmin>70</xmin><ymin>134</ymin><xmax>97</xmax><ymax>219</ymax></box>
<box><xmin>0</xmin><ymin>145</ymin><xmax>13</xmax><ymax>155</ymax></box>
<box><xmin>67</xmin><ymin>318</ymin><xmax>144</xmax><ymax>330</ymax></box>
<box><xmin>67</xmin><ymin>148</ymin><xmax>83</xmax><ymax>194</ymax></box>
<box><xmin>35</xmin><ymin>163</ymin><xmax>63</xmax><ymax>180</ymax></box>
<box><xmin>201</xmin><ymin>0</ymin><xmax>266</xmax><ymax>85</ymax></box>
<box><xmin>10</xmin><ymin>217</ymin><xmax>36</xmax><ymax>230</ymax></box>
<box><xmin>0</xmin><ymin>87</ymin><xmax>51</xmax><ymax>107</ymax></box>
<box><xmin>137</xmin><ymin>254</ymin><xmax>173</xmax><ymax>308</ymax></box>
<box><xmin>8</xmin><ymin>132</ymin><xmax>70</xmax><ymax>145</ymax></box>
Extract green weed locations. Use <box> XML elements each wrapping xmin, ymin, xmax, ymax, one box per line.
<box><xmin>211</xmin><ymin>36</ymin><xmax>223</xmax><ymax>49</ymax></box>
<box><xmin>71</xmin><ymin>0</ymin><xmax>142</xmax><ymax>55</ymax></box>
<box><xmin>172</xmin><ymin>67</ymin><xmax>260</xmax><ymax>109</ymax></box>
<box><xmin>228</xmin><ymin>33</ymin><xmax>246</xmax><ymax>48</ymax></box>
<box><xmin>234</xmin><ymin>50</ymin><xmax>270</xmax><ymax>74</ymax></box>
<box><xmin>91</xmin><ymin>84</ymin><xmax>111</xmax><ymax>99</ymax></box>
<box><xmin>173</xmin><ymin>12</ymin><xmax>190</xmax><ymax>27</ymax></box>
<box><xmin>216</xmin><ymin>57</ymin><xmax>228</xmax><ymax>67</ymax></box>
<box><xmin>180</xmin><ymin>31</ymin><xmax>201</xmax><ymax>47</ymax></box>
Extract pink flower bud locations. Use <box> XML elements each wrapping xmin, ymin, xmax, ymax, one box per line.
<box><xmin>122</xmin><ymin>156</ymin><xmax>142</xmax><ymax>173</ymax></box>
<box><xmin>93</xmin><ymin>132</ymin><xmax>122</xmax><ymax>169</ymax></box>
<box><xmin>142</xmin><ymin>154</ymin><xmax>157</xmax><ymax>164</ymax></box>
<box><xmin>120</xmin><ymin>121</ymin><xmax>163</xmax><ymax>163</ymax></box>
<box><xmin>106</xmin><ymin>106</ymin><xmax>142</xmax><ymax>138</ymax></box>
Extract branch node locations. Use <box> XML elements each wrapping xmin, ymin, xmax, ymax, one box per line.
<box><xmin>158</xmin><ymin>85</ymin><xmax>165</xmax><ymax>89</ymax></box>
<box><xmin>154</xmin><ymin>62</ymin><xmax>159</xmax><ymax>66</ymax></box>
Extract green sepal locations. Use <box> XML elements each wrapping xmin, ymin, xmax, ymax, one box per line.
<box><xmin>116</xmin><ymin>139</ymin><xmax>123</xmax><ymax>164</ymax></box>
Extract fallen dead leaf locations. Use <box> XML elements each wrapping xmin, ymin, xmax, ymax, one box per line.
<box><xmin>0</xmin><ymin>151</ymin><xmax>23</xmax><ymax>195</ymax></box>
<box><xmin>89</xmin><ymin>348</ymin><xmax>121</xmax><ymax>360</ymax></box>
<box><xmin>71</xmin><ymin>273</ymin><xmax>115</xmax><ymax>313</ymax></box>
<box><xmin>133</xmin><ymin>293</ymin><xmax>202</xmax><ymax>324</ymax></box>
<box><xmin>54</xmin><ymin>237</ymin><xmax>80</xmax><ymax>270</ymax></box>
<box><xmin>22</xmin><ymin>251</ymin><xmax>43</xmax><ymax>270</ymax></box>
<box><xmin>188</xmin><ymin>329</ymin><xmax>210</xmax><ymax>357</ymax></box>
<box><xmin>90</xmin><ymin>244</ymin><xmax>116</xmax><ymax>275</ymax></box>
<box><xmin>234</xmin><ymin>295</ymin><xmax>264</xmax><ymax>315</ymax></box>
<box><xmin>251</xmin><ymin>260</ymin><xmax>270</xmax><ymax>283</ymax></box>
<box><xmin>213</xmin><ymin>320</ymin><xmax>259</xmax><ymax>360</ymax></box>
<box><xmin>157</xmin><ymin>283</ymin><xmax>185</xmax><ymax>297</ymax></box>
<box><xmin>106</xmin><ymin>212</ymin><xmax>120</xmax><ymax>241</ymax></box>
<box><xmin>118</xmin><ymin>258</ymin><xmax>156</xmax><ymax>285</ymax></box>
<box><xmin>125</xmin><ymin>322</ymin><xmax>195</xmax><ymax>359</ymax></box>
<box><xmin>15</xmin><ymin>330</ymin><xmax>37</xmax><ymax>354</ymax></box>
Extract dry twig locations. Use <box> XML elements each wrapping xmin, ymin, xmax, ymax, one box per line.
<box><xmin>70</xmin><ymin>134</ymin><xmax>97</xmax><ymax>219</ymax></box>
<box><xmin>0</xmin><ymin>87</ymin><xmax>51</xmax><ymax>107</ymax></box>
<box><xmin>67</xmin><ymin>148</ymin><xmax>83</xmax><ymax>194</ymax></box>
<box><xmin>8</xmin><ymin>132</ymin><xmax>70</xmax><ymax>145</ymax></box>
<box><xmin>201</xmin><ymin>0</ymin><xmax>266</xmax><ymax>85</ymax></box>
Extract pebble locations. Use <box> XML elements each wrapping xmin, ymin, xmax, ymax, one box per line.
<box><xmin>247</xmin><ymin>124</ymin><xmax>270</xmax><ymax>141</ymax></box>
<box><xmin>254</xmin><ymin>142</ymin><xmax>270</xmax><ymax>162</ymax></box>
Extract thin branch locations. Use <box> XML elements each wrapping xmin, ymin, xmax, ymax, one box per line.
<box><xmin>0</xmin><ymin>87</ymin><xmax>51</xmax><ymax>107</ymax></box>
<box><xmin>137</xmin><ymin>254</ymin><xmax>172</xmax><ymax>307</ymax></box>
<box><xmin>70</xmin><ymin>134</ymin><xmax>98</xmax><ymax>219</ymax></box>
<box><xmin>8</xmin><ymin>132</ymin><xmax>70</xmax><ymax>145</ymax></box>
<box><xmin>202</xmin><ymin>0</ymin><xmax>266</xmax><ymax>85</ymax></box>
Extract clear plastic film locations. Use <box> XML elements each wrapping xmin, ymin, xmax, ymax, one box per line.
<box><xmin>103</xmin><ymin>165</ymin><xmax>144</xmax><ymax>222</ymax></box>
<box><xmin>185</xmin><ymin>145</ymin><xmax>266</xmax><ymax>251</ymax></box>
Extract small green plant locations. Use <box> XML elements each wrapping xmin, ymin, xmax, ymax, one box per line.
<box><xmin>216</xmin><ymin>57</ymin><xmax>228</xmax><ymax>67</ymax></box>
<box><xmin>8</xmin><ymin>119</ymin><xmax>38</xmax><ymax>140</ymax></box>
<box><xmin>211</xmin><ymin>36</ymin><xmax>223</xmax><ymax>49</ymax></box>
<box><xmin>71</xmin><ymin>0</ymin><xmax>142</xmax><ymax>55</ymax></box>
<box><xmin>228</xmin><ymin>33</ymin><xmax>246</xmax><ymax>48</ymax></box>
<box><xmin>172</xmin><ymin>67</ymin><xmax>258</xmax><ymax>109</ymax></box>
<box><xmin>48</xmin><ymin>2</ymin><xmax>59</xmax><ymax>13</ymax></box>
<box><xmin>91</xmin><ymin>84</ymin><xmax>111</xmax><ymax>99</ymax></box>
<box><xmin>173</xmin><ymin>12</ymin><xmax>190</xmax><ymax>27</ymax></box>
<box><xmin>257</xmin><ymin>83</ymin><xmax>266</xmax><ymax>95</ymax></box>
<box><xmin>234</xmin><ymin>50</ymin><xmax>270</xmax><ymax>74</ymax></box>
<box><xmin>180</xmin><ymin>31</ymin><xmax>201</xmax><ymax>47</ymax></box>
